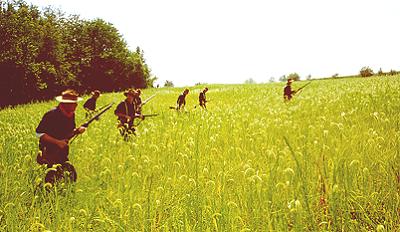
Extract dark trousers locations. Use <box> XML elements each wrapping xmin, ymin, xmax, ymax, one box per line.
<box><xmin>45</xmin><ymin>162</ymin><xmax>77</xmax><ymax>184</ymax></box>
<box><xmin>118</xmin><ymin>122</ymin><xmax>136</xmax><ymax>141</ymax></box>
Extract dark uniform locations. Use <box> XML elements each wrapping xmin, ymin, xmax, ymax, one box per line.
<box><xmin>36</xmin><ymin>107</ymin><xmax>77</xmax><ymax>183</ymax></box>
<box><xmin>115</xmin><ymin>100</ymin><xmax>137</xmax><ymax>138</ymax></box>
<box><xmin>177</xmin><ymin>94</ymin><xmax>186</xmax><ymax>110</ymax></box>
<box><xmin>199</xmin><ymin>92</ymin><xmax>206</xmax><ymax>108</ymax></box>
<box><xmin>283</xmin><ymin>85</ymin><xmax>296</xmax><ymax>101</ymax></box>
<box><xmin>83</xmin><ymin>97</ymin><xmax>96</xmax><ymax>111</ymax></box>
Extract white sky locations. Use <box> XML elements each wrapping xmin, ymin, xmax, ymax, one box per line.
<box><xmin>27</xmin><ymin>0</ymin><xmax>400</xmax><ymax>86</ymax></box>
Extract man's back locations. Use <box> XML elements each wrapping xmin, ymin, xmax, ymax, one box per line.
<box><xmin>83</xmin><ymin>97</ymin><xmax>96</xmax><ymax>111</ymax></box>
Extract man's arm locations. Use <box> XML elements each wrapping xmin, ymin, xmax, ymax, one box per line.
<box><xmin>115</xmin><ymin>112</ymin><xmax>131</xmax><ymax>121</ymax></box>
<box><xmin>39</xmin><ymin>133</ymin><xmax>68</xmax><ymax>150</ymax></box>
<box><xmin>114</xmin><ymin>102</ymin><xmax>131</xmax><ymax>121</ymax></box>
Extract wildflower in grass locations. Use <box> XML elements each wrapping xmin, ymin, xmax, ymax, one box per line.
<box><xmin>284</xmin><ymin>168</ymin><xmax>295</xmax><ymax>176</ymax></box>
<box><xmin>79</xmin><ymin>209</ymin><xmax>88</xmax><ymax>216</ymax></box>
<box><xmin>349</xmin><ymin>160</ymin><xmax>360</xmax><ymax>168</ymax></box>
<box><xmin>244</xmin><ymin>167</ymin><xmax>255</xmax><ymax>177</ymax></box>
<box><xmin>332</xmin><ymin>184</ymin><xmax>339</xmax><ymax>193</ymax></box>
<box><xmin>132</xmin><ymin>203</ymin><xmax>142</xmax><ymax>211</ymax></box>
<box><xmin>376</xmin><ymin>225</ymin><xmax>385</xmax><ymax>231</ymax></box>
<box><xmin>132</xmin><ymin>172</ymin><xmax>139</xmax><ymax>178</ymax></box>
<box><xmin>43</xmin><ymin>182</ymin><xmax>52</xmax><ymax>189</ymax></box>
<box><xmin>24</xmin><ymin>155</ymin><xmax>32</xmax><ymax>162</ymax></box>
<box><xmin>276</xmin><ymin>182</ymin><xmax>286</xmax><ymax>189</ymax></box>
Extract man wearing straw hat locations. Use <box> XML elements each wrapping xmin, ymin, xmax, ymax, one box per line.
<box><xmin>83</xmin><ymin>90</ymin><xmax>101</xmax><ymax>116</ymax></box>
<box><xmin>114</xmin><ymin>89</ymin><xmax>143</xmax><ymax>139</ymax></box>
<box><xmin>36</xmin><ymin>89</ymin><xmax>86</xmax><ymax>184</ymax></box>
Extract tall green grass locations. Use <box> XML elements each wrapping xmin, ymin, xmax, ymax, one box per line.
<box><xmin>1</xmin><ymin>76</ymin><xmax>399</xmax><ymax>231</ymax></box>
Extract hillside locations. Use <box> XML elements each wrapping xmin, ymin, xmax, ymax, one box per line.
<box><xmin>1</xmin><ymin>76</ymin><xmax>399</xmax><ymax>231</ymax></box>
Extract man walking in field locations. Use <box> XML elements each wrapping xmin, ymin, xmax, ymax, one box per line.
<box><xmin>83</xmin><ymin>90</ymin><xmax>101</xmax><ymax>118</ymax></box>
<box><xmin>176</xmin><ymin>88</ymin><xmax>189</xmax><ymax>110</ymax></box>
<box><xmin>198</xmin><ymin>87</ymin><xmax>209</xmax><ymax>109</ymax></box>
<box><xmin>36</xmin><ymin>89</ymin><xmax>86</xmax><ymax>184</ymax></box>
<box><xmin>283</xmin><ymin>79</ymin><xmax>296</xmax><ymax>101</ymax></box>
<box><xmin>115</xmin><ymin>89</ymin><xmax>143</xmax><ymax>139</ymax></box>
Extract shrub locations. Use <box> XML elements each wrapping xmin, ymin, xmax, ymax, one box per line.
<box><xmin>360</xmin><ymin>66</ymin><xmax>374</xmax><ymax>77</ymax></box>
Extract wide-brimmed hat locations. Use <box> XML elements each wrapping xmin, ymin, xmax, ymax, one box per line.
<box><xmin>124</xmin><ymin>89</ymin><xmax>136</xmax><ymax>96</ymax></box>
<box><xmin>55</xmin><ymin>89</ymin><xmax>82</xmax><ymax>103</ymax></box>
<box><xmin>91</xmin><ymin>90</ymin><xmax>101</xmax><ymax>96</ymax></box>
<box><xmin>287</xmin><ymin>78</ymin><xmax>294</xmax><ymax>83</ymax></box>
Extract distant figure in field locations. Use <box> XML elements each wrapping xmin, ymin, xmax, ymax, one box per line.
<box><xmin>199</xmin><ymin>87</ymin><xmax>209</xmax><ymax>109</ymax></box>
<box><xmin>115</xmin><ymin>89</ymin><xmax>143</xmax><ymax>139</ymax></box>
<box><xmin>283</xmin><ymin>79</ymin><xmax>296</xmax><ymax>101</ymax></box>
<box><xmin>176</xmin><ymin>88</ymin><xmax>189</xmax><ymax>110</ymax></box>
<box><xmin>134</xmin><ymin>89</ymin><xmax>143</xmax><ymax>114</ymax></box>
<box><xmin>83</xmin><ymin>90</ymin><xmax>101</xmax><ymax>117</ymax></box>
<box><xmin>36</xmin><ymin>89</ymin><xmax>86</xmax><ymax>184</ymax></box>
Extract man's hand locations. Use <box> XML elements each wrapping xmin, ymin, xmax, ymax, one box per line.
<box><xmin>134</xmin><ymin>113</ymin><xmax>144</xmax><ymax>120</ymax></box>
<box><xmin>73</xmin><ymin>127</ymin><xmax>86</xmax><ymax>135</ymax></box>
<box><xmin>76</xmin><ymin>126</ymin><xmax>86</xmax><ymax>134</ymax></box>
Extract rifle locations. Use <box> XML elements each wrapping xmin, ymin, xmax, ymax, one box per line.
<box><xmin>96</xmin><ymin>103</ymin><xmax>111</xmax><ymax>112</ymax></box>
<box><xmin>70</xmin><ymin>102</ymin><xmax>114</xmax><ymax>144</ymax></box>
<box><xmin>142</xmin><ymin>94</ymin><xmax>156</xmax><ymax>106</ymax></box>
<box><xmin>142</xmin><ymin>113</ymin><xmax>159</xmax><ymax>118</ymax></box>
<box><xmin>84</xmin><ymin>103</ymin><xmax>111</xmax><ymax>118</ymax></box>
<box><xmin>296</xmin><ymin>82</ymin><xmax>311</xmax><ymax>93</ymax></box>
<box><xmin>132</xmin><ymin>113</ymin><xmax>159</xmax><ymax>126</ymax></box>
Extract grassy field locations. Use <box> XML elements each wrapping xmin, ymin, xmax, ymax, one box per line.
<box><xmin>1</xmin><ymin>76</ymin><xmax>399</xmax><ymax>231</ymax></box>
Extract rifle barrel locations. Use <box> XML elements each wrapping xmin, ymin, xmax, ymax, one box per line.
<box><xmin>69</xmin><ymin>102</ymin><xmax>114</xmax><ymax>144</ymax></box>
<box><xmin>143</xmin><ymin>113</ymin><xmax>158</xmax><ymax>117</ymax></box>
<box><xmin>142</xmin><ymin>94</ymin><xmax>156</xmax><ymax>106</ymax></box>
<box><xmin>82</xmin><ymin>102</ymin><xmax>114</xmax><ymax>127</ymax></box>
<box><xmin>298</xmin><ymin>82</ymin><xmax>311</xmax><ymax>90</ymax></box>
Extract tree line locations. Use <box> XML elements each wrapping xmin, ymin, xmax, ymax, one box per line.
<box><xmin>0</xmin><ymin>0</ymin><xmax>156</xmax><ymax>108</ymax></box>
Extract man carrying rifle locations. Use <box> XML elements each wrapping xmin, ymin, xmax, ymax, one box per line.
<box><xmin>36</xmin><ymin>89</ymin><xmax>86</xmax><ymax>184</ymax></box>
<box><xmin>283</xmin><ymin>79</ymin><xmax>296</xmax><ymax>101</ymax></box>
<box><xmin>176</xmin><ymin>88</ymin><xmax>189</xmax><ymax>110</ymax></box>
<box><xmin>83</xmin><ymin>90</ymin><xmax>101</xmax><ymax>118</ymax></box>
<box><xmin>283</xmin><ymin>79</ymin><xmax>311</xmax><ymax>101</ymax></box>
<box><xmin>199</xmin><ymin>87</ymin><xmax>209</xmax><ymax>109</ymax></box>
<box><xmin>115</xmin><ymin>89</ymin><xmax>144</xmax><ymax>139</ymax></box>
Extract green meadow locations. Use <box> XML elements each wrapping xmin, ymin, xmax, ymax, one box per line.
<box><xmin>1</xmin><ymin>76</ymin><xmax>399</xmax><ymax>231</ymax></box>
